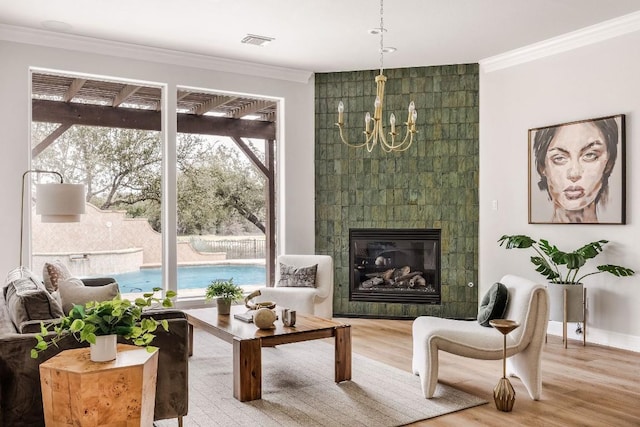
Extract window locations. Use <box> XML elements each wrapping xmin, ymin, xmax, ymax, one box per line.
<box><xmin>30</xmin><ymin>70</ymin><xmax>163</xmax><ymax>295</ymax></box>
<box><xmin>28</xmin><ymin>73</ymin><xmax>278</xmax><ymax>298</ymax></box>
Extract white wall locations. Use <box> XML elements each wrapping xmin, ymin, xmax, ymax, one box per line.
<box><xmin>0</xmin><ymin>36</ymin><xmax>316</xmax><ymax>284</ymax></box>
<box><xmin>480</xmin><ymin>30</ymin><xmax>640</xmax><ymax>351</ymax></box>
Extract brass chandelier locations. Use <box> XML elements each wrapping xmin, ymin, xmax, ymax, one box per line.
<box><xmin>336</xmin><ymin>0</ymin><xmax>417</xmax><ymax>153</ymax></box>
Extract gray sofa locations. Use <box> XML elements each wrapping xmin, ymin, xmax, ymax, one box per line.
<box><xmin>0</xmin><ymin>277</ymin><xmax>189</xmax><ymax>427</ymax></box>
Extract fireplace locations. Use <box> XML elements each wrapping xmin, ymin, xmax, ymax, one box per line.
<box><xmin>349</xmin><ymin>228</ymin><xmax>441</xmax><ymax>304</ymax></box>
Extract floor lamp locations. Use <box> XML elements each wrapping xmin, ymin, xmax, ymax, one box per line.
<box><xmin>20</xmin><ymin>169</ymin><xmax>85</xmax><ymax>267</ymax></box>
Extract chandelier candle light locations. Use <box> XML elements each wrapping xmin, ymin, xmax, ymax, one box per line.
<box><xmin>336</xmin><ymin>0</ymin><xmax>417</xmax><ymax>153</ymax></box>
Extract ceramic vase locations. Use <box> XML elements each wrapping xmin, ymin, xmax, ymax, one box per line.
<box><xmin>90</xmin><ymin>334</ymin><xmax>117</xmax><ymax>362</ymax></box>
<box><xmin>217</xmin><ymin>298</ymin><xmax>231</xmax><ymax>315</ymax></box>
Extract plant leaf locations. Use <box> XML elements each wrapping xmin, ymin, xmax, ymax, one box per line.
<box><xmin>31</xmin><ymin>349</ymin><xmax>38</xmax><ymax>359</ymax></box>
<box><xmin>69</xmin><ymin>319</ymin><xmax>85</xmax><ymax>332</ymax></box>
<box><xmin>597</xmin><ymin>265</ymin><xmax>635</xmax><ymax>277</ymax></box>
<box><xmin>497</xmin><ymin>234</ymin><xmax>535</xmax><ymax>249</ymax></box>
<box><xmin>531</xmin><ymin>256</ymin><xmax>559</xmax><ymax>281</ymax></box>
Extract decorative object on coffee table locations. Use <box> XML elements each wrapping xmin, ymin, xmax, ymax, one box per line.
<box><xmin>40</xmin><ymin>344</ymin><xmax>158</xmax><ymax>426</ymax></box>
<box><xmin>253</xmin><ymin>307</ymin><xmax>277</xmax><ymax>329</ymax></box>
<box><xmin>281</xmin><ymin>308</ymin><xmax>296</xmax><ymax>327</ymax></box>
<box><xmin>489</xmin><ymin>319</ymin><xmax>520</xmax><ymax>412</ymax></box>
<box><xmin>244</xmin><ymin>289</ymin><xmax>276</xmax><ymax>310</ymax></box>
<box><xmin>205</xmin><ymin>278</ymin><xmax>244</xmax><ymax>315</ymax></box>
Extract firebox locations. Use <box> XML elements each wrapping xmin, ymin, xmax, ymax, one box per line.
<box><xmin>349</xmin><ymin>228</ymin><xmax>441</xmax><ymax>304</ymax></box>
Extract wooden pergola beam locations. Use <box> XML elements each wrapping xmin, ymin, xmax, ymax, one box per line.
<box><xmin>32</xmin><ymin>99</ymin><xmax>275</xmax><ymax>140</ymax></box>
<box><xmin>231</xmin><ymin>137</ymin><xmax>269</xmax><ymax>178</ymax></box>
<box><xmin>231</xmin><ymin>100</ymin><xmax>274</xmax><ymax>119</ymax></box>
<box><xmin>194</xmin><ymin>96</ymin><xmax>236</xmax><ymax>116</ymax></box>
<box><xmin>112</xmin><ymin>85</ymin><xmax>141</xmax><ymax>107</ymax></box>
<box><xmin>32</xmin><ymin>123</ymin><xmax>72</xmax><ymax>158</ymax></box>
<box><xmin>63</xmin><ymin>79</ymin><xmax>86</xmax><ymax>102</ymax></box>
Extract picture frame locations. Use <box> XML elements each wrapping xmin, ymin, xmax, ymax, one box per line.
<box><xmin>528</xmin><ymin>114</ymin><xmax>625</xmax><ymax>224</ymax></box>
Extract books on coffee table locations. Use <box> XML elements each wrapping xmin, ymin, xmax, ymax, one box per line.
<box><xmin>233</xmin><ymin>310</ymin><xmax>278</xmax><ymax>323</ymax></box>
<box><xmin>234</xmin><ymin>311</ymin><xmax>255</xmax><ymax>323</ymax></box>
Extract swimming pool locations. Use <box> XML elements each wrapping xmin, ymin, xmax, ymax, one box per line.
<box><xmin>109</xmin><ymin>264</ymin><xmax>266</xmax><ymax>293</ymax></box>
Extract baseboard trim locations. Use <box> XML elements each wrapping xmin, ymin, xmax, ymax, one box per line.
<box><xmin>546</xmin><ymin>321</ymin><xmax>640</xmax><ymax>353</ymax></box>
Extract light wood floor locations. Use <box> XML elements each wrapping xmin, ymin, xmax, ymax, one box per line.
<box><xmin>341</xmin><ymin>317</ymin><xmax>640</xmax><ymax>426</ymax></box>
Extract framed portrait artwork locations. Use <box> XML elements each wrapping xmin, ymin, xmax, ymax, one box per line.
<box><xmin>528</xmin><ymin>114</ymin><xmax>625</xmax><ymax>224</ymax></box>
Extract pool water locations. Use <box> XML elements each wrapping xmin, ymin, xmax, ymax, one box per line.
<box><xmin>109</xmin><ymin>264</ymin><xmax>266</xmax><ymax>293</ymax></box>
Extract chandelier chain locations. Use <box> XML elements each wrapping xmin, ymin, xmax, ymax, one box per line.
<box><xmin>379</xmin><ymin>0</ymin><xmax>384</xmax><ymax>74</ymax></box>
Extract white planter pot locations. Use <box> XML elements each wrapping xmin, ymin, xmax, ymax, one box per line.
<box><xmin>90</xmin><ymin>334</ymin><xmax>117</xmax><ymax>362</ymax></box>
<box><xmin>547</xmin><ymin>283</ymin><xmax>584</xmax><ymax>322</ymax></box>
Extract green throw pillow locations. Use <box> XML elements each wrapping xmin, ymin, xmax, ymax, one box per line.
<box><xmin>477</xmin><ymin>282</ymin><xmax>509</xmax><ymax>327</ymax></box>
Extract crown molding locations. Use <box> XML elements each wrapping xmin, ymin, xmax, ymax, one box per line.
<box><xmin>0</xmin><ymin>24</ymin><xmax>313</xmax><ymax>84</ymax></box>
<box><xmin>480</xmin><ymin>11</ymin><xmax>640</xmax><ymax>73</ymax></box>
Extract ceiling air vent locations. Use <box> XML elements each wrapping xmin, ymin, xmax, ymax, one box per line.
<box><xmin>241</xmin><ymin>34</ymin><xmax>275</xmax><ymax>47</ymax></box>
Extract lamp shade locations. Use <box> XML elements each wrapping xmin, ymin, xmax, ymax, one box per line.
<box><xmin>36</xmin><ymin>183</ymin><xmax>86</xmax><ymax>223</ymax></box>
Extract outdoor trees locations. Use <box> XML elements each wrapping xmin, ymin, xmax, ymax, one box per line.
<box><xmin>31</xmin><ymin>123</ymin><xmax>266</xmax><ymax>235</ymax></box>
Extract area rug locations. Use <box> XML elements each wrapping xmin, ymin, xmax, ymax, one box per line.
<box><xmin>155</xmin><ymin>329</ymin><xmax>486</xmax><ymax>427</ymax></box>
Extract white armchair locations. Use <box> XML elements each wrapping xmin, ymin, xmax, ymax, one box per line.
<box><xmin>412</xmin><ymin>274</ymin><xmax>549</xmax><ymax>400</ymax></box>
<box><xmin>255</xmin><ymin>255</ymin><xmax>334</xmax><ymax>318</ymax></box>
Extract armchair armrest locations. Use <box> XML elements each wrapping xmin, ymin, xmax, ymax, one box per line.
<box><xmin>81</xmin><ymin>277</ymin><xmax>117</xmax><ymax>287</ymax></box>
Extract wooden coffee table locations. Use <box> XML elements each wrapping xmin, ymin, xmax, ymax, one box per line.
<box><xmin>184</xmin><ymin>305</ymin><xmax>351</xmax><ymax>401</ymax></box>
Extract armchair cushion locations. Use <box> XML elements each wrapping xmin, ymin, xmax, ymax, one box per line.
<box><xmin>58</xmin><ymin>278</ymin><xmax>119</xmax><ymax>313</ymax></box>
<box><xmin>277</xmin><ymin>263</ymin><xmax>318</xmax><ymax>287</ymax></box>
<box><xmin>477</xmin><ymin>282</ymin><xmax>509</xmax><ymax>327</ymax></box>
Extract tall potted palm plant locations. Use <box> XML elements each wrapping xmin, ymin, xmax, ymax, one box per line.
<box><xmin>498</xmin><ymin>235</ymin><xmax>634</xmax><ymax>322</ymax></box>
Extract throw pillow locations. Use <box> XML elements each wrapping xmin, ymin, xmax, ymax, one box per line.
<box><xmin>43</xmin><ymin>261</ymin><xmax>72</xmax><ymax>293</ymax></box>
<box><xmin>58</xmin><ymin>278</ymin><xmax>119</xmax><ymax>313</ymax></box>
<box><xmin>4</xmin><ymin>276</ymin><xmax>64</xmax><ymax>332</ymax></box>
<box><xmin>277</xmin><ymin>263</ymin><xmax>318</xmax><ymax>288</ymax></box>
<box><xmin>477</xmin><ymin>282</ymin><xmax>509</xmax><ymax>327</ymax></box>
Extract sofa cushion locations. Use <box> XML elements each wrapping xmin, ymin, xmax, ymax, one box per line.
<box><xmin>43</xmin><ymin>261</ymin><xmax>72</xmax><ymax>292</ymax></box>
<box><xmin>477</xmin><ymin>282</ymin><xmax>509</xmax><ymax>327</ymax></box>
<box><xmin>58</xmin><ymin>278</ymin><xmax>119</xmax><ymax>313</ymax></box>
<box><xmin>3</xmin><ymin>274</ymin><xmax>64</xmax><ymax>333</ymax></box>
<box><xmin>277</xmin><ymin>263</ymin><xmax>318</xmax><ymax>288</ymax></box>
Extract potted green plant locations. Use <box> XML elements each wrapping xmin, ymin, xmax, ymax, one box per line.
<box><xmin>205</xmin><ymin>278</ymin><xmax>243</xmax><ymax>315</ymax></box>
<box><xmin>498</xmin><ymin>235</ymin><xmax>634</xmax><ymax>321</ymax></box>
<box><xmin>31</xmin><ymin>287</ymin><xmax>177</xmax><ymax>362</ymax></box>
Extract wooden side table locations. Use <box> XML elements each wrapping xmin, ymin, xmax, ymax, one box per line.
<box><xmin>39</xmin><ymin>344</ymin><xmax>159</xmax><ymax>427</ymax></box>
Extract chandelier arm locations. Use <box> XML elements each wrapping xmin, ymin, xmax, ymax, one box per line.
<box><xmin>366</xmin><ymin>123</ymin><xmax>379</xmax><ymax>152</ymax></box>
<box><xmin>382</xmin><ymin>122</ymin><xmax>415</xmax><ymax>151</ymax></box>
<box><xmin>336</xmin><ymin>124</ymin><xmax>370</xmax><ymax>148</ymax></box>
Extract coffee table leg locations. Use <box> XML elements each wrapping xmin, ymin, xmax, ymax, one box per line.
<box><xmin>334</xmin><ymin>325</ymin><xmax>352</xmax><ymax>382</ymax></box>
<box><xmin>233</xmin><ymin>337</ymin><xmax>262</xmax><ymax>401</ymax></box>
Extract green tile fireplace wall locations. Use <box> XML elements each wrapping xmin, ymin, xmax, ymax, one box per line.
<box><xmin>315</xmin><ymin>64</ymin><xmax>479</xmax><ymax>319</ymax></box>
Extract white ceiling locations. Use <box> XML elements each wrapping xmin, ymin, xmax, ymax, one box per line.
<box><xmin>1</xmin><ymin>0</ymin><xmax>640</xmax><ymax>73</ymax></box>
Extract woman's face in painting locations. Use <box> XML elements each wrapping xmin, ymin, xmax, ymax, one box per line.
<box><xmin>542</xmin><ymin>122</ymin><xmax>610</xmax><ymax>212</ymax></box>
